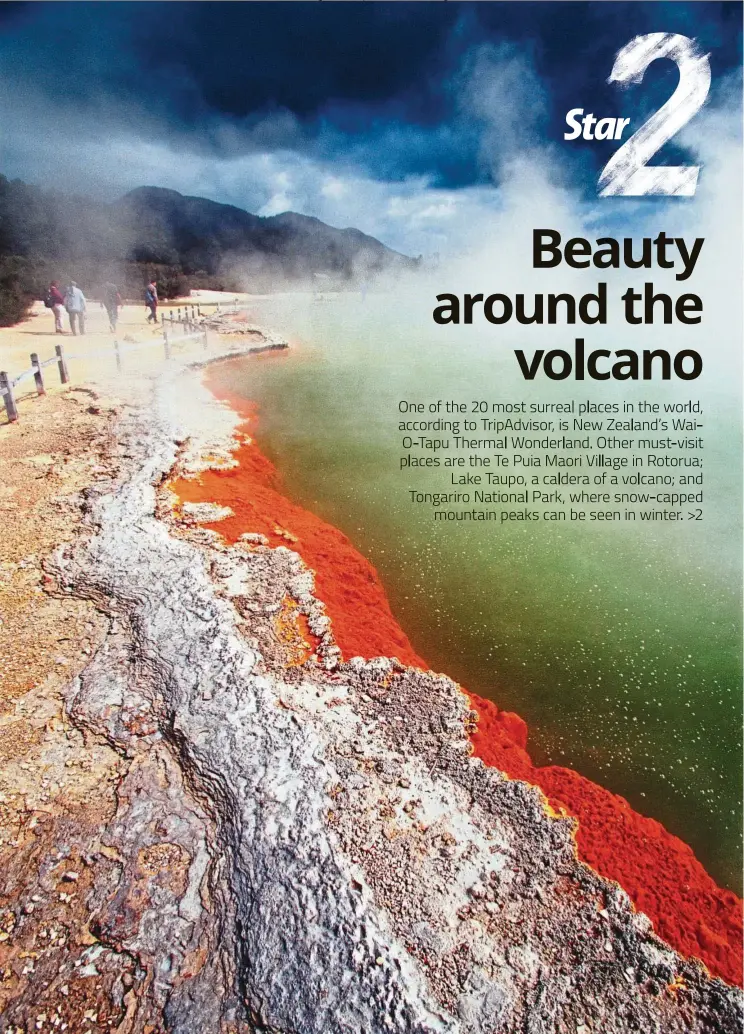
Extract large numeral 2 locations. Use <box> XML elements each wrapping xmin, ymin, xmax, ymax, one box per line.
<box><xmin>598</xmin><ymin>33</ymin><xmax>711</xmax><ymax>197</ymax></box>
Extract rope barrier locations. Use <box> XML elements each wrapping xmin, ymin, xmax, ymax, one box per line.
<box><xmin>2</xmin><ymin>318</ymin><xmax>208</xmax><ymax>424</ymax></box>
<box><xmin>11</xmin><ymin>368</ymin><xmax>34</xmax><ymax>387</ymax></box>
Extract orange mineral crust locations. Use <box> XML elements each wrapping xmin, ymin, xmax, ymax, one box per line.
<box><xmin>170</xmin><ymin>371</ymin><xmax>743</xmax><ymax>989</ymax></box>
<box><xmin>173</xmin><ymin>393</ymin><xmax>426</xmax><ymax>670</ymax></box>
<box><xmin>469</xmin><ymin>697</ymin><xmax>742</xmax><ymax>988</ymax></box>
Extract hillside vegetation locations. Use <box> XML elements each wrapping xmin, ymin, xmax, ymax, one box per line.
<box><xmin>0</xmin><ymin>176</ymin><xmax>416</xmax><ymax>324</ymax></box>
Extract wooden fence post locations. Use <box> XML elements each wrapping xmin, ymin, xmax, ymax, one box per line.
<box><xmin>55</xmin><ymin>343</ymin><xmax>70</xmax><ymax>384</ymax></box>
<box><xmin>0</xmin><ymin>372</ymin><xmax>18</xmax><ymax>423</ymax></box>
<box><xmin>202</xmin><ymin>328</ymin><xmax>208</xmax><ymax>350</ymax></box>
<box><xmin>114</xmin><ymin>340</ymin><xmax>122</xmax><ymax>372</ymax></box>
<box><xmin>164</xmin><ymin>329</ymin><xmax>171</xmax><ymax>360</ymax></box>
<box><xmin>30</xmin><ymin>353</ymin><xmax>45</xmax><ymax>396</ymax></box>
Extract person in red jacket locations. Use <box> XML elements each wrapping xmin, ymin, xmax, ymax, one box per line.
<box><xmin>48</xmin><ymin>281</ymin><xmax>65</xmax><ymax>333</ymax></box>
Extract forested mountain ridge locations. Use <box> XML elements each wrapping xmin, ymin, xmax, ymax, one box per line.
<box><xmin>0</xmin><ymin>176</ymin><xmax>416</xmax><ymax>323</ymax></box>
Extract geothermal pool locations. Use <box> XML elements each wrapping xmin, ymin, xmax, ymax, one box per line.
<box><xmin>208</xmin><ymin>292</ymin><xmax>742</xmax><ymax>892</ymax></box>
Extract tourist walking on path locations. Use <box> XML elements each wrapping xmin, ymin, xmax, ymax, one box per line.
<box><xmin>47</xmin><ymin>281</ymin><xmax>65</xmax><ymax>333</ymax></box>
<box><xmin>145</xmin><ymin>280</ymin><xmax>158</xmax><ymax>323</ymax></box>
<box><xmin>103</xmin><ymin>282</ymin><xmax>122</xmax><ymax>332</ymax></box>
<box><xmin>65</xmin><ymin>281</ymin><xmax>87</xmax><ymax>335</ymax></box>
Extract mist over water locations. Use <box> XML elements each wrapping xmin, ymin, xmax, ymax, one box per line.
<box><xmin>210</xmin><ymin>288</ymin><xmax>742</xmax><ymax>891</ymax></box>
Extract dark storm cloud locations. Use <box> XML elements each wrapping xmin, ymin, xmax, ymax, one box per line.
<box><xmin>0</xmin><ymin>2</ymin><xmax>740</xmax><ymax>190</ymax></box>
<box><xmin>0</xmin><ymin>2</ymin><xmax>740</xmax><ymax>256</ymax></box>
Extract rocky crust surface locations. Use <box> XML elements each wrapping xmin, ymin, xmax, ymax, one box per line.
<box><xmin>2</xmin><ymin>358</ymin><xmax>741</xmax><ymax>1033</ymax></box>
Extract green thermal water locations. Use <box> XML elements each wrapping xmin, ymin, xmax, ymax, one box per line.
<box><xmin>209</xmin><ymin>294</ymin><xmax>742</xmax><ymax>891</ymax></box>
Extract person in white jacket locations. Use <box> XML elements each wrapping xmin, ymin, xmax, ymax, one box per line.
<box><xmin>65</xmin><ymin>281</ymin><xmax>87</xmax><ymax>335</ymax></box>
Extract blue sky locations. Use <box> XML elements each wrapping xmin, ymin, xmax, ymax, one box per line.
<box><xmin>0</xmin><ymin>2</ymin><xmax>741</xmax><ymax>253</ymax></box>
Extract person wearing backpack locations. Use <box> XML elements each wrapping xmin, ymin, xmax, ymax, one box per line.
<box><xmin>45</xmin><ymin>281</ymin><xmax>65</xmax><ymax>333</ymax></box>
<box><xmin>145</xmin><ymin>280</ymin><xmax>158</xmax><ymax>323</ymax></box>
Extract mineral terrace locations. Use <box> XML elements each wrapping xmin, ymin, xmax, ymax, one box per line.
<box><xmin>0</xmin><ymin>341</ymin><xmax>741</xmax><ymax>1033</ymax></box>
